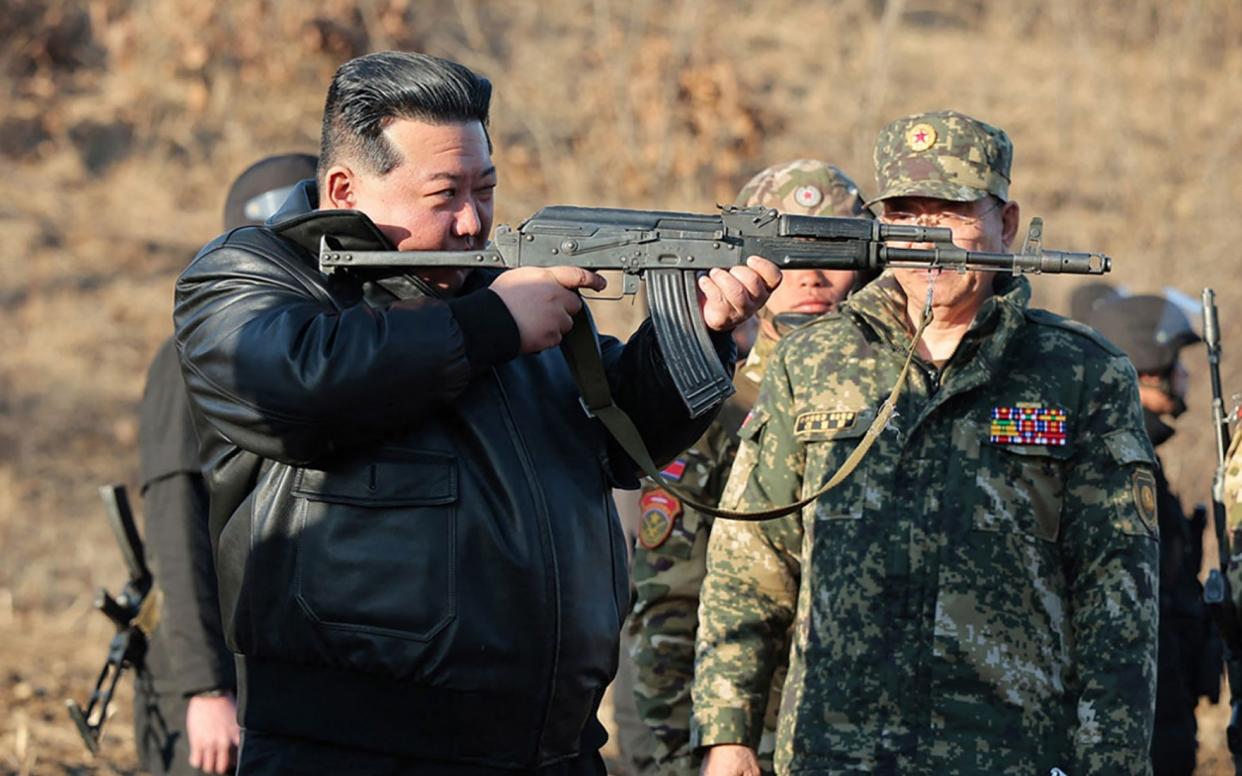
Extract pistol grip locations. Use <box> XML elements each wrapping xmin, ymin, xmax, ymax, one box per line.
<box><xmin>646</xmin><ymin>269</ymin><xmax>734</xmax><ymax>418</ymax></box>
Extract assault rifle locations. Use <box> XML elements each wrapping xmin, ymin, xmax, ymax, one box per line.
<box><xmin>319</xmin><ymin>205</ymin><xmax>1110</xmax><ymax>418</ymax></box>
<box><xmin>65</xmin><ymin>484</ymin><xmax>159</xmax><ymax>754</ymax></box>
<box><xmin>1201</xmin><ymin>289</ymin><xmax>1242</xmax><ymax>769</ymax></box>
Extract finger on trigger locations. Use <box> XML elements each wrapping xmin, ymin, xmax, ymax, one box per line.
<box><xmin>584</xmin><ymin>270</ymin><xmax>607</xmax><ymax>292</ymax></box>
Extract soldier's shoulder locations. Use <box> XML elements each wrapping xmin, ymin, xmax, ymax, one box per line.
<box><xmin>775</xmin><ymin>310</ymin><xmax>859</xmax><ymax>352</ymax></box>
<box><xmin>1023</xmin><ymin>307</ymin><xmax>1127</xmax><ymax>360</ymax></box>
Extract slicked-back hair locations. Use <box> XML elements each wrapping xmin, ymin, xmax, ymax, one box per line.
<box><xmin>318</xmin><ymin>51</ymin><xmax>492</xmax><ymax>183</ymax></box>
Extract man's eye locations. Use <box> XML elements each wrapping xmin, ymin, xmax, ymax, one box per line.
<box><xmin>475</xmin><ymin>185</ymin><xmax>496</xmax><ymax>199</ymax></box>
<box><xmin>431</xmin><ymin>188</ymin><xmax>456</xmax><ymax>200</ymax></box>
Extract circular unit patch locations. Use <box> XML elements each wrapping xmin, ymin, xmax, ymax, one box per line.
<box><xmin>906</xmin><ymin>123</ymin><xmax>937</xmax><ymax>152</ymax></box>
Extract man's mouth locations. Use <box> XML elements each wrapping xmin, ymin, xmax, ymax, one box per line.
<box><xmin>789</xmin><ymin>299</ymin><xmax>834</xmax><ymax>314</ymax></box>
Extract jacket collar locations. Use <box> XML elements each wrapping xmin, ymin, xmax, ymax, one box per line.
<box><xmin>268</xmin><ymin>179</ymin><xmax>396</xmax><ymax>255</ymax></box>
<box><xmin>265</xmin><ymin>179</ymin><xmax>450</xmax><ymax>300</ymax></box>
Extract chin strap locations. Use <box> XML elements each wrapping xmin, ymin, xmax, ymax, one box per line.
<box><xmin>561</xmin><ymin>281</ymin><xmax>936</xmax><ymax>521</ymax></box>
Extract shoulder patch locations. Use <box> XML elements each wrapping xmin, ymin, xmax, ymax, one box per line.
<box><xmin>638</xmin><ymin>489</ymin><xmax>682</xmax><ymax>550</ymax></box>
<box><xmin>1132</xmin><ymin>469</ymin><xmax>1158</xmax><ymax>535</ymax></box>
<box><xmin>1023</xmin><ymin>308</ymin><xmax>1127</xmax><ymax>358</ymax></box>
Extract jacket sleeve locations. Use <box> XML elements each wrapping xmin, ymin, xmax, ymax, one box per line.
<box><xmin>599</xmin><ymin>319</ymin><xmax>736</xmax><ymax>486</ymax></box>
<box><xmin>142</xmin><ymin>472</ymin><xmax>235</xmax><ymax>695</ymax></box>
<box><xmin>1061</xmin><ymin>352</ymin><xmax>1159</xmax><ymax>773</ymax></box>
<box><xmin>173</xmin><ymin>235</ymin><xmax>519</xmax><ymax>464</ymax></box>
<box><xmin>138</xmin><ymin>341</ymin><xmax>233</xmax><ymax>695</ymax></box>
<box><xmin>691</xmin><ymin>352</ymin><xmax>803</xmax><ymax>750</ymax></box>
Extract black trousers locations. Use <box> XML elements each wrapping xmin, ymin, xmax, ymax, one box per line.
<box><xmin>237</xmin><ymin>730</ymin><xmax>607</xmax><ymax>776</ymax></box>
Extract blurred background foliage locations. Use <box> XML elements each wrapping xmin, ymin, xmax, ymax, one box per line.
<box><xmin>2</xmin><ymin>0</ymin><xmax>1241</xmax><ymax>772</ymax></box>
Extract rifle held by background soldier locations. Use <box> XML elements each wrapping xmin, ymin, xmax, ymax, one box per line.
<box><xmin>65</xmin><ymin>484</ymin><xmax>161</xmax><ymax>754</ymax></box>
<box><xmin>1200</xmin><ymin>288</ymin><xmax>1242</xmax><ymax>770</ymax></box>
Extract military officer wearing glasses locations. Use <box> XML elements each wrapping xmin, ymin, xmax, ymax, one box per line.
<box><xmin>693</xmin><ymin>111</ymin><xmax>1160</xmax><ymax>775</ymax></box>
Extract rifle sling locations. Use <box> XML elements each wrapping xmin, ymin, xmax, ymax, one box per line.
<box><xmin>561</xmin><ymin>305</ymin><xmax>932</xmax><ymax>521</ymax></box>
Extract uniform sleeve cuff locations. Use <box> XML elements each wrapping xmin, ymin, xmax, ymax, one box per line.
<box><xmin>446</xmin><ymin>289</ymin><xmax>521</xmax><ymax>371</ymax></box>
<box><xmin>690</xmin><ymin>707</ymin><xmax>761</xmax><ymax>750</ymax></box>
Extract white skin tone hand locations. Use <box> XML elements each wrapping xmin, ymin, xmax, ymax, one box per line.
<box><xmin>701</xmin><ymin>744</ymin><xmax>762</xmax><ymax>776</ymax></box>
<box><xmin>698</xmin><ymin>257</ymin><xmax>782</xmax><ymax>333</ymax></box>
<box><xmin>489</xmin><ymin>265</ymin><xmax>607</xmax><ymax>353</ymax></box>
<box><xmin>185</xmin><ymin>692</ymin><xmax>240</xmax><ymax>774</ymax></box>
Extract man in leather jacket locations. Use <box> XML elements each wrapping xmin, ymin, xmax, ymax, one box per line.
<box><xmin>172</xmin><ymin>51</ymin><xmax>778</xmax><ymax>775</ymax></box>
<box><xmin>135</xmin><ymin>152</ymin><xmax>317</xmax><ymax>776</ymax></box>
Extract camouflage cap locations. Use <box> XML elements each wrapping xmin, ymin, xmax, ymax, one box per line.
<box><xmin>736</xmin><ymin>159</ymin><xmax>872</xmax><ymax>219</ymax></box>
<box><xmin>868</xmin><ymin>110</ymin><xmax>1012</xmax><ymax>206</ymax></box>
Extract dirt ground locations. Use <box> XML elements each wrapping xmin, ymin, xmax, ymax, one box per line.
<box><xmin>4</xmin><ymin>0</ymin><xmax>1242</xmax><ymax>773</ymax></box>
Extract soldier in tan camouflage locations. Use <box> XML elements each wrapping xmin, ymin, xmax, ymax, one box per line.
<box><xmin>1225</xmin><ymin>403</ymin><xmax>1242</xmax><ymax>613</ymax></box>
<box><xmin>620</xmin><ymin>161</ymin><xmax>873</xmax><ymax>776</ymax></box>
<box><xmin>695</xmin><ymin>111</ymin><xmax>1160</xmax><ymax>775</ymax></box>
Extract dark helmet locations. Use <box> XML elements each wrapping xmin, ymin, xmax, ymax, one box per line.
<box><xmin>1068</xmin><ymin>281</ymin><xmax>1123</xmax><ymax>324</ymax></box>
<box><xmin>1085</xmin><ymin>293</ymin><xmax>1201</xmax><ymax>375</ymax></box>
<box><xmin>222</xmin><ymin>153</ymin><xmax>318</xmax><ymax>230</ymax></box>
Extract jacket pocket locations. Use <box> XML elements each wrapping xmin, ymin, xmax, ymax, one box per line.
<box><xmin>292</xmin><ymin>448</ymin><xmax>457</xmax><ymax>642</ymax></box>
<box><xmin>801</xmin><ymin>413</ymin><xmax>875</xmax><ymax>522</ymax></box>
<box><xmin>972</xmin><ymin>440</ymin><xmax>1072</xmax><ymax>542</ymax></box>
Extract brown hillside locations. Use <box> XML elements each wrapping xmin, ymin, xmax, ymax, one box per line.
<box><xmin>3</xmin><ymin>0</ymin><xmax>1242</xmax><ymax>772</ymax></box>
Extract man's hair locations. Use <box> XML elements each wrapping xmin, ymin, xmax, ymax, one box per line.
<box><xmin>318</xmin><ymin>51</ymin><xmax>492</xmax><ymax>183</ymax></box>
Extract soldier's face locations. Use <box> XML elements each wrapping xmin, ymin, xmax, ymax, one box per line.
<box><xmin>881</xmin><ymin>195</ymin><xmax>1019</xmax><ymax>313</ymax></box>
<box><xmin>759</xmin><ymin>268</ymin><xmax>856</xmax><ymax>339</ymax></box>
<box><xmin>322</xmin><ymin>119</ymin><xmax>496</xmax><ymax>294</ymax></box>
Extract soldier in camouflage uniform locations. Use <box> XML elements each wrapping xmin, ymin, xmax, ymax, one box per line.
<box><xmin>1086</xmin><ymin>294</ymin><xmax>1219</xmax><ymax>775</ymax></box>
<box><xmin>624</xmin><ymin>160</ymin><xmax>873</xmax><ymax>776</ymax></box>
<box><xmin>1224</xmin><ymin>400</ymin><xmax>1242</xmax><ymax>639</ymax></box>
<box><xmin>694</xmin><ymin>111</ymin><xmax>1160</xmax><ymax>776</ymax></box>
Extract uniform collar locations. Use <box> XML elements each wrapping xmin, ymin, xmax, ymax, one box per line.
<box><xmin>844</xmin><ymin>272</ymin><xmax>1032</xmax><ymax>385</ymax></box>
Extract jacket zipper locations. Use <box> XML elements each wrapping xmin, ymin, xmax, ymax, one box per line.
<box><xmin>490</xmin><ymin>368</ymin><xmax>562</xmax><ymax>765</ymax></box>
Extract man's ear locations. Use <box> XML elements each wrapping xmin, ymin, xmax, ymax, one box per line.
<box><xmin>1000</xmin><ymin>199</ymin><xmax>1021</xmax><ymax>251</ymax></box>
<box><xmin>322</xmin><ymin>165</ymin><xmax>357</xmax><ymax>209</ymax></box>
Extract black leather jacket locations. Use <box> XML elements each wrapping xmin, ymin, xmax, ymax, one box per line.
<box><xmin>173</xmin><ymin>182</ymin><xmax>728</xmax><ymax>768</ymax></box>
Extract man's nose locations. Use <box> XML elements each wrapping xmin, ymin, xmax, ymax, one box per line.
<box><xmin>454</xmin><ymin>199</ymin><xmax>481</xmax><ymax>237</ymax></box>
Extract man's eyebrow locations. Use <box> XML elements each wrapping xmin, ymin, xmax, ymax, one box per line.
<box><xmin>423</xmin><ymin>166</ymin><xmax>497</xmax><ymax>184</ymax></box>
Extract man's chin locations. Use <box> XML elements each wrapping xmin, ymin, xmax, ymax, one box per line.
<box><xmin>417</xmin><ymin>268</ymin><xmax>470</xmax><ymax>294</ymax></box>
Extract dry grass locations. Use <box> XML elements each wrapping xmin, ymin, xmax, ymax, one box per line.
<box><xmin>4</xmin><ymin>0</ymin><xmax>1242</xmax><ymax>772</ymax></box>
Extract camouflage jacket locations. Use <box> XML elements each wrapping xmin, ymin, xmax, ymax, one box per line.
<box><xmin>693</xmin><ymin>274</ymin><xmax>1159</xmax><ymax>775</ymax></box>
<box><xmin>628</xmin><ymin>333</ymin><xmax>781</xmax><ymax>774</ymax></box>
<box><xmin>1226</xmin><ymin>425</ymin><xmax>1242</xmax><ymax>531</ymax></box>
<box><xmin>1224</xmin><ymin>424</ymin><xmax>1242</xmax><ymax>611</ymax></box>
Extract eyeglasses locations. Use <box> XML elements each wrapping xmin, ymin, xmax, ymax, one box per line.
<box><xmin>881</xmin><ymin>199</ymin><xmax>1001</xmax><ymax>230</ymax></box>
